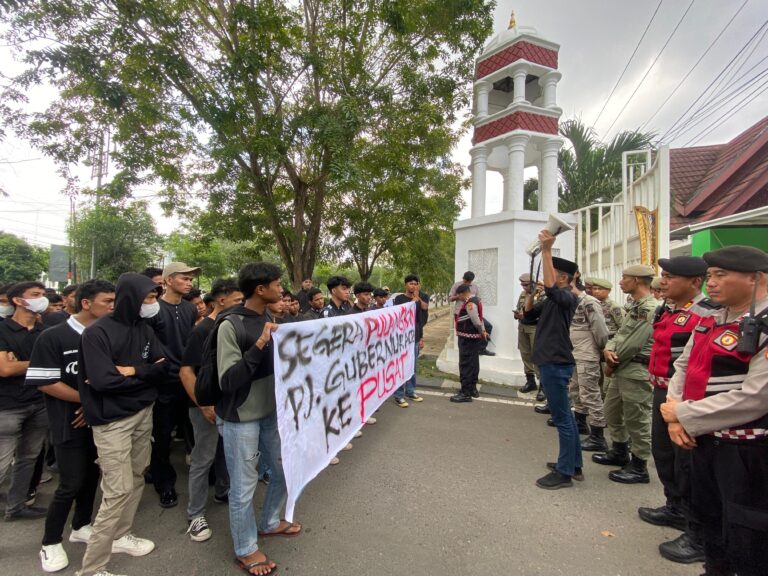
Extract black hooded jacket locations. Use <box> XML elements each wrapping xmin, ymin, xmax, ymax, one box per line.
<box><xmin>78</xmin><ymin>273</ymin><xmax>169</xmax><ymax>425</ymax></box>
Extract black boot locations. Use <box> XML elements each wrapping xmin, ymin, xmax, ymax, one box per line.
<box><xmin>581</xmin><ymin>426</ymin><xmax>609</xmax><ymax>452</ymax></box>
<box><xmin>609</xmin><ymin>454</ymin><xmax>650</xmax><ymax>484</ymax></box>
<box><xmin>535</xmin><ymin>384</ymin><xmax>546</xmax><ymax>402</ymax></box>
<box><xmin>658</xmin><ymin>532</ymin><xmax>705</xmax><ymax>564</ymax></box>
<box><xmin>534</xmin><ymin>402</ymin><xmax>550</xmax><ymax>414</ymax></box>
<box><xmin>575</xmin><ymin>412</ymin><xmax>590</xmax><ymax>435</ymax></box>
<box><xmin>592</xmin><ymin>441</ymin><xmax>630</xmax><ymax>466</ymax></box>
<box><xmin>520</xmin><ymin>374</ymin><xmax>537</xmax><ymax>394</ymax></box>
<box><xmin>637</xmin><ymin>504</ymin><xmax>686</xmax><ymax>530</ymax></box>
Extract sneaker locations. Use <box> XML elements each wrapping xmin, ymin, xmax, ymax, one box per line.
<box><xmin>354</xmin><ymin>430</ymin><xmax>363</xmax><ymax>439</ymax></box>
<box><xmin>112</xmin><ymin>532</ymin><xmax>155</xmax><ymax>556</ymax></box>
<box><xmin>25</xmin><ymin>489</ymin><xmax>36</xmax><ymax>506</ymax></box>
<box><xmin>406</xmin><ymin>394</ymin><xmax>423</xmax><ymax>402</ymax></box>
<box><xmin>187</xmin><ymin>516</ymin><xmax>212</xmax><ymax>542</ymax></box>
<box><xmin>342</xmin><ymin>443</ymin><xmax>353</xmax><ymax>451</ymax></box>
<box><xmin>394</xmin><ymin>398</ymin><xmax>409</xmax><ymax>408</ymax></box>
<box><xmin>40</xmin><ymin>472</ymin><xmax>54</xmax><ymax>484</ymax></box>
<box><xmin>40</xmin><ymin>543</ymin><xmax>69</xmax><ymax>572</ymax></box>
<box><xmin>366</xmin><ymin>417</ymin><xmax>377</xmax><ymax>425</ymax></box>
<box><xmin>5</xmin><ymin>505</ymin><xmax>47</xmax><ymax>520</ymax></box>
<box><xmin>75</xmin><ymin>570</ymin><xmax>128</xmax><ymax>576</ymax></box>
<box><xmin>330</xmin><ymin>457</ymin><xmax>340</xmax><ymax>465</ymax></box>
<box><xmin>546</xmin><ymin>462</ymin><xmax>584</xmax><ymax>481</ymax></box>
<box><xmin>536</xmin><ymin>470</ymin><xmax>573</xmax><ymax>490</ymax></box>
<box><xmin>69</xmin><ymin>524</ymin><xmax>93</xmax><ymax>543</ymax></box>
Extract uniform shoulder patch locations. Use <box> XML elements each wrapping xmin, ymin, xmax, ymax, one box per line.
<box><xmin>714</xmin><ymin>330</ymin><xmax>739</xmax><ymax>351</ymax></box>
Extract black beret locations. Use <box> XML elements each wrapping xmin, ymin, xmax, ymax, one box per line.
<box><xmin>703</xmin><ymin>246</ymin><xmax>768</xmax><ymax>273</ymax></box>
<box><xmin>658</xmin><ymin>256</ymin><xmax>708</xmax><ymax>277</ymax></box>
<box><xmin>552</xmin><ymin>257</ymin><xmax>578</xmax><ymax>276</ymax></box>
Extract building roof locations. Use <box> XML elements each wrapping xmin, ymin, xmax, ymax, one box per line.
<box><xmin>670</xmin><ymin>116</ymin><xmax>768</xmax><ymax>230</ymax></box>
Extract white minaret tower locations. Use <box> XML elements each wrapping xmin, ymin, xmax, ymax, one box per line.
<box><xmin>438</xmin><ymin>14</ymin><xmax>576</xmax><ymax>386</ymax></box>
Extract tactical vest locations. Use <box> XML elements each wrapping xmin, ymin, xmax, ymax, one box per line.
<box><xmin>455</xmin><ymin>297</ymin><xmax>483</xmax><ymax>339</ymax></box>
<box><xmin>649</xmin><ymin>299</ymin><xmax>716</xmax><ymax>388</ymax></box>
<box><xmin>683</xmin><ymin>315</ymin><xmax>768</xmax><ymax>441</ymax></box>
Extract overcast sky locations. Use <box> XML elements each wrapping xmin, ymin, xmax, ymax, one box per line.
<box><xmin>1</xmin><ymin>0</ymin><xmax>767</xmax><ymax>246</ymax></box>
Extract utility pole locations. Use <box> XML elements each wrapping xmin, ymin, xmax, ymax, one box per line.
<box><xmin>89</xmin><ymin>130</ymin><xmax>109</xmax><ymax>279</ymax></box>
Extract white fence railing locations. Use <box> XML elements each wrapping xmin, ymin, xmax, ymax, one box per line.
<box><xmin>571</xmin><ymin>146</ymin><xmax>670</xmax><ymax>289</ymax></box>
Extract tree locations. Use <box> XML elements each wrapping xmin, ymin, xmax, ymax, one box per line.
<box><xmin>558</xmin><ymin>119</ymin><xmax>654</xmax><ymax>213</ymax></box>
<box><xmin>0</xmin><ymin>232</ymin><xmax>48</xmax><ymax>283</ymax></box>
<box><xmin>68</xmin><ymin>199</ymin><xmax>162</xmax><ymax>281</ymax></box>
<box><xmin>4</xmin><ymin>0</ymin><xmax>494</xmax><ymax>287</ymax></box>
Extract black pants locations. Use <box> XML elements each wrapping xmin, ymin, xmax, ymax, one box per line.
<box><xmin>691</xmin><ymin>435</ymin><xmax>768</xmax><ymax>576</ymax></box>
<box><xmin>479</xmin><ymin>319</ymin><xmax>493</xmax><ymax>352</ymax></box>
<box><xmin>42</xmin><ymin>440</ymin><xmax>99</xmax><ymax>545</ymax></box>
<box><xmin>151</xmin><ymin>397</ymin><xmax>179</xmax><ymax>493</ymax></box>
<box><xmin>458</xmin><ymin>337</ymin><xmax>481</xmax><ymax>396</ymax></box>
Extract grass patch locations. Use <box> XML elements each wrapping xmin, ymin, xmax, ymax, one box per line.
<box><xmin>417</xmin><ymin>354</ymin><xmax>459</xmax><ymax>382</ymax></box>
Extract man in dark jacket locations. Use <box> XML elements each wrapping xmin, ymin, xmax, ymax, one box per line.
<box><xmin>77</xmin><ymin>273</ymin><xmax>168</xmax><ymax>576</ymax></box>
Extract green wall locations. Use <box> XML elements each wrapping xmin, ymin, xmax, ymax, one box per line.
<box><xmin>691</xmin><ymin>227</ymin><xmax>768</xmax><ymax>256</ymax></box>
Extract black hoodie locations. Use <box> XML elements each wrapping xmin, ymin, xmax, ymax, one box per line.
<box><xmin>78</xmin><ymin>273</ymin><xmax>169</xmax><ymax>425</ymax></box>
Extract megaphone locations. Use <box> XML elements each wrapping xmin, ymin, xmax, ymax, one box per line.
<box><xmin>526</xmin><ymin>214</ymin><xmax>574</xmax><ymax>256</ymax></box>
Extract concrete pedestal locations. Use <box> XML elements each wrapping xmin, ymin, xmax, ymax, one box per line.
<box><xmin>437</xmin><ymin>210</ymin><xmax>576</xmax><ymax>386</ymax></box>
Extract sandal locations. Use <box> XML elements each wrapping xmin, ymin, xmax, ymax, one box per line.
<box><xmin>258</xmin><ymin>520</ymin><xmax>302</xmax><ymax>538</ymax></box>
<box><xmin>235</xmin><ymin>556</ymin><xmax>278</xmax><ymax>576</ymax></box>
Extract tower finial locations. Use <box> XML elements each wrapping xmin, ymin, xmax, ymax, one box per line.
<box><xmin>508</xmin><ymin>10</ymin><xmax>517</xmax><ymax>30</ymax></box>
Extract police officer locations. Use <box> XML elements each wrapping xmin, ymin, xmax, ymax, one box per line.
<box><xmin>661</xmin><ymin>246</ymin><xmax>768</xmax><ymax>576</ymax></box>
<box><xmin>568</xmin><ymin>278</ymin><xmax>610</xmax><ymax>451</ymax></box>
<box><xmin>586</xmin><ymin>278</ymin><xmax>624</xmax><ymax>337</ymax></box>
<box><xmin>639</xmin><ymin>256</ymin><xmax>719</xmax><ymax>564</ymax></box>
<box><xmin>593</xmin><ymin>264</ymin><xmax>657</xmax><ymax>484</ymax></box>
<box><xmin>451</xmin><ymin>284</ymin><xmax>488</xmax><ymax>403</ymax></box>
<box><xmin>515</xmin><ymin>273</ymin><xmax>542</xmax><ymax>395</ymax></box>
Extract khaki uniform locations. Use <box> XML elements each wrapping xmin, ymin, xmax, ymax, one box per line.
<box><xmin>603</xmin><ymin>294</ymin><xmax>657</xmax><ymax>460</ymax></box>
<box><xmin>599</xmin><ymin>298</ymin><xmax>624</xmax><ymax>337</ymax></box>
<box><xmin>568</xmin><ymin>293</ymin><xmax>609</xmax><ymax>427</ymax></box>
<box><xmin>515</xmin><ymin>290</ymin><xmax>544</xmax><ymax>378</ymax></box>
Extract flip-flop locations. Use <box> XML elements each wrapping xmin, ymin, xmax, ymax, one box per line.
<box><xmin>235</xmin><ymin>556</ymin><xmax>278</xmax><ymax>576</ymax></box>
<box><xmin>258</xmin><ymin>520</ymin><xmax>302</xmax><ymax>538</ymax></box>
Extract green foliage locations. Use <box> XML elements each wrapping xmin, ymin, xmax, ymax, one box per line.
<box><xmin>0</xmin><ymin>232</ymin><xmax>48</xmax><ymax>283</ymax></box>
<box><xmin>558</xmin><ymin>119</ymin><xmax>654</xmax><ymax>213</ymax></box>
<box><xmin>4</xmin><ymin>0</ymin><xmax>494</xmax><ymax>285</ymax></box>
<box><xmin>68</xmin><ymin>199</ymin><xmax>162</xmax><ymax>281</ymax></box>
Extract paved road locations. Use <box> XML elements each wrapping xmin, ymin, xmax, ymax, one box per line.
<box><xmin>3</xmin><ymin>392</ymin><xmax>699</xmax><ymax>576</ymax></box>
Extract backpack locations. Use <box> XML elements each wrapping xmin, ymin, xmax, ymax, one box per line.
<box><xmin>195</xmin><ymin>311</ymin><xmax>248</xmax><ymax>406</ymax></box>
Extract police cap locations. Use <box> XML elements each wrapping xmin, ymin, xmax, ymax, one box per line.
<box><xmin>658</xmin><ymin>256</ymin><xmax>708</xmax><ymax>277</ymax></box>
<box><xmin>622</xmin><ymin>264</ymin><xmax>655</xmax><ymax>278</ymax></box>
<box><xmin>703</xmin><ymin>246</ymin><xmax>768</xmax><ymax>273</ymax></box>
<box><xmin>586</xmin><ymin>277</ymin><xmax>612</xmax><ymax>290</ymax></box>
<box><xmin>552</xmin><ymin>257</ymin><xmax>578</xmax><ymax>276</ymax></box>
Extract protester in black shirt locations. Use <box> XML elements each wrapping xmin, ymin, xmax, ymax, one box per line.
<box><xmin>321</xmin><ymin>276</ymin><xmax>352</xmax><ymax>318</ymax></box>
<box><xmin>350</xmin><ymin>282</ymin><xmax>374</xmax><ymax>313</ymax></box>
<box><xmin>150</xmin><ymin>261</ymin><xmax>201</xmax><ymax>509</ymax></box>
<box><xmin>0</xmin><ymin>281</ymin><xmax>48</xmax><ymax>520</ymax></box>
<box><xmin>26</xmin><ymin>280</ymin><xmax>115</xmax><ymax>572</ymax></box>
<box><xmin>295</xmin><ymin>278</ymin><xmax>313</xmax><ymax>313</ymax></box>
<box><xmin>77</xmin><ymin>272</ymin><xmax>168</xmax><ymax>576</ymax></box>
<box><xmin>183</xmin><ymin>287</ymin><xmax>207</xmax><ymax>325</ymax></box>
<box><xmin>180</xmin><ymin>278</ymin><xmax>242</xmax><ymax>543</ymax></box>
<box><xmin>372</xmin><ymin>288</ymin><xmax>388</xmax><ymax>309</ymax></box>
<box><xmin>524</xmin><ymin>231</ymin><xmax>580</xmax><ymax>490</ymax></box>
<box><xmin>302</xmin><ymin>288</ymin><xmax>325</xmax><ymax>320</ymax></box>
<box><xmin>392</xmin><ymin>274</ymin><xmax>429</xmax><ymax>407</ymax></box>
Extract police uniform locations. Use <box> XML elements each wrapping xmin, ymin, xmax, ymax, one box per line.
<box><xmin>567</xmin><ymin>291</ymin><xmax>609</xmax><ymax>445</ymax></box>
<box><xmin>586</xmin><ymin>276</ymin><xmax>624</xmax><ymax>337</ymax></box>
<box><xmin>594</xmin><ymin>264</ymin><xmax>658</xmax><ymax>483</ymax></box>
<box><xmin>666</xmin><ymin>246</ymin><xmax>768</xmax><ymax>576</ymax></box>
<box><xmin>454</xmin><ymin>296</ymin><xmax>485</xmax><ymax>401</ymax></box>
<box><xmin>515</xmin><ymin>278</ymin><xmax>544</xmax><ymax>385</ymax></box>
<box><xmin>639</xmin><ymin>256</ymin><xmax>719</xmax><ymax>562</ymax></box>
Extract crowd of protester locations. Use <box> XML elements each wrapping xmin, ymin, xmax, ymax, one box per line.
<box><xmin>0</xmin><ymin>263</ymin><xmax>429</xmax><ymax>576</ymax></box>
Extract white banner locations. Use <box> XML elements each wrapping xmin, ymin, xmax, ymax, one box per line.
<box><xmin>273</xmin><ymin>302</ymin><xmax>417</xmax><ymax>521</ymax></box>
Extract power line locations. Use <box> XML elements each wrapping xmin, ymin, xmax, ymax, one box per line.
<box><xmin>639</xmin><ymin>0</ymin><xmax>749</xmax><ymax>131</ymax></box>
<box><xmin>659</xmin><ymin>19</ymin><xmax>768</xmax><ymax>142</ymax></box>
<box><xmin>591</xmin><ymin>0</ymin><xmax>665</xmax><ymax>128</ymax></box>
<box><xmin>603</xmin><ymin>0</ymin><xmax>696</xmax><ymax>139</ymax></box>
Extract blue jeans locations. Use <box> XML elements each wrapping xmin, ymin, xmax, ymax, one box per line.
<box><xmin>539</xmin><ymin>363</ymin><xmax>582</xmax><ymax>477</ymax></box>
<box><xmin>221</xmin><ymin>413</ymin><xmax>287</xmax><ymax>558</ymax></box>
<box><xmin>394</xmin><ymin>341</ymin><xmax>419</xmax><ymax>400</ymax></box>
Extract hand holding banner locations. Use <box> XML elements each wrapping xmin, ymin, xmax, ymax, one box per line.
<box><xmin>272</xmin><ymin>302</ymin><xmax>417</xmax><ymax>521</ymax></box>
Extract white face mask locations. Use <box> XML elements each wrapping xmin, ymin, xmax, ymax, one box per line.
<box><xmin>139</xmin><ymin>301</ymin><xmax>160</xmax><ymax>319</ymax></box>
<box><xmin>0</xmin><ymin>304</ymin><xmax>14</xmax><ymax>317</ymax></box>
<box><xmin>23</xmin><ymin>296</ymin><xmax>49</xmax><ymax>314</ymax></box>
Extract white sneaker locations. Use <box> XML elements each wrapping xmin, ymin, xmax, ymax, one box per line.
<box><xmin>69</xmin><ymin>524</ymin><xmax>93</xmax><ymax>543</ymax></box>
<box><xmin>366</xmin><ymin>416</ymin><xmax>377</xmax><ymax>425</ymax></box>
<box><xmin>40</xmin><ymin>543</ymin><xmax>69</xmax><ymax>572</ymax></box>
<box><xmin>354</xmin><ymin>430</ymin><xmax>363</xmax><ymax>438</ymax></box>
<box><xmin>75</xmin><ymin>571</ymin><xmax>128</xmax><ymax>576</ymax></box>
<box><xmin>112</xmin><ymin>533</ymin><xmax>155</xmax><ymax>556</ymax></box>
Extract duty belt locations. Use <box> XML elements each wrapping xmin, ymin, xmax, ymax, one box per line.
<box><xmin>630</xmin><ymin>355</ymin><xmax>650</xmax><ymax>366</ymax></box>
